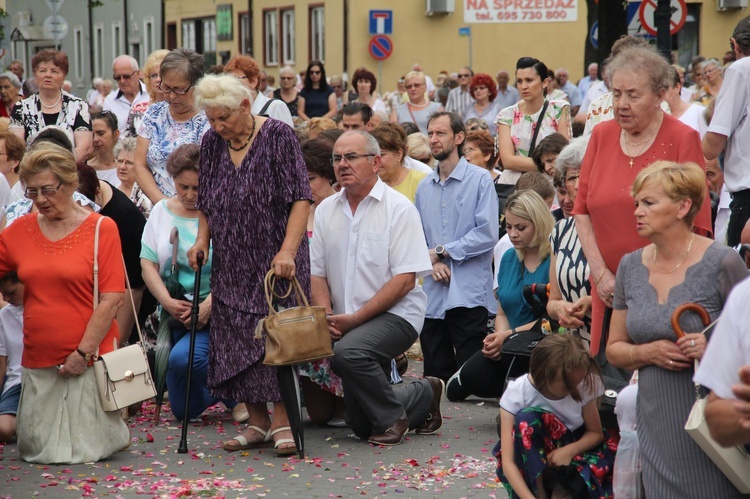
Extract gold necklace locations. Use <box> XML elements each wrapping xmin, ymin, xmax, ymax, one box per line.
<box><xmin>227</xmin><ymin>116</ymin><xmax>256</xmax><ymax>152</ymax></box>
<box><xmin>653</xmin><ymin>233</ymin><xmax>695</xmax><ymax>274</ymax></box>
<box><xmin>622</xmin><ymin>128</ymin><xmax>656</xmax><ymax>168</ymax></box>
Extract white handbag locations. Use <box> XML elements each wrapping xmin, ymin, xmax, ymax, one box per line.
<box><xmin>90</xmin><ymin>217</ymin><xmax>156</xmax><ymax>412</ymax></box>
<box><xmin>685</xmin><ymin>357</ymin><xmax>750</xmax><ymax>493</ymax></box>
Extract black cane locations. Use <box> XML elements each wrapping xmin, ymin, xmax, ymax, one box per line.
<box><xmin>178</xmin><ymin>251</ymin><xmax>204</xmax><ymax>454</ymax></box>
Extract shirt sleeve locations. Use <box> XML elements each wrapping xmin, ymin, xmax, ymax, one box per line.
<box><xmin>273</xmin><ymin>123</ymin><xmax>313</xmax><ymax>205</ymax></box>
<box><xmin>139</xmin><ymin>210</ymin><xmax>160</xmax><ymax>264</ymax></box>
<box><xmin>268</xmin><ymin>101</ymin><xmax>294</xmax><ymax>127</ymax></box>
<box><xmin>612</xmin><ymin>253</ymin><xmax>629</xmax><ymax>310</ymax></box>
<box><xmin>389</xmin><ymin>202</ymin><xmax>432</xmax><ymax>278</ymax></box>
<box><xmin>73</xmin><ymin>100</ymin><xmax>92</xmax><ymax>132</ymax></box>
<box><xmin>694</xmin><ymin>283</ymin><xmax>750</xmax><ymax>399</ymax></box>
<box><xmin>138</xmin><ymin>104</ymin><xmax>158</xmax><ymax>140</ymax></box>
<box><xmin>707</xmin><ymin>64</ymin><xmax>748</xmax><ymax>138</ymax></box>
<box><xmin>97</xmin><ymin>216</ymin><xmax>126</xmax><ymax>294</ymax></box>
<box><xmin>310</xmin><ymin>202</ymin><xmax>328</xmax><ymax>278</ymax></box>
<box><xmin>444</xmin><ymin>171</ymin><xmax>499</xmax><ymax>262</ymax></box>
<box><xmin>718</xmin><ymin>248</ymin><xmax>749</xmax><ymax>303</ymax></box>
<box><xmin>9</xmin><ymin>102</ymin><xmax>24</xmax><ymax>132</ymax></box>
<box><xmin>499</xmin><ymin>376</ymin><xmax>525</xmax><ymax>414</ymax></box>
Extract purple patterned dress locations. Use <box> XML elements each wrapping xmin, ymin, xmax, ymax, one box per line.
<box><xmin>197</xmin><ymin>119</ymin><xmax>312</xmax><ymax>404</ymax></box>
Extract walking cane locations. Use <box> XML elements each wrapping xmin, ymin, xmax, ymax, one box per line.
<box><xmin>178</xmin><ymin>250</ymin><xmax>204</xmax><ymax>454</ymax></box>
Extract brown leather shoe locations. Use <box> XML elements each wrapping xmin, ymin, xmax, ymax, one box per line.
<box><xmin>416</xmin><ymin>376</ymin><xmax>444</xmax><ymax>435</ymax></box>
<box><xmin>368</xmin><ymin>417</ymin><xmax>409</xmax><ymax>446</ymax></box>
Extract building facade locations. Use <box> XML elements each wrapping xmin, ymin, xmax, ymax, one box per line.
<box><xmin>2</xmin><ymin>0</ymin><xmax>162</xmax><ymax>98</ymax></box>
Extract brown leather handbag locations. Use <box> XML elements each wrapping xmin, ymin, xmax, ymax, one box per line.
<box><xmin>254</xmin><ymin>269</ymin><xmax>333</xmax><ymax>366</ymax></box>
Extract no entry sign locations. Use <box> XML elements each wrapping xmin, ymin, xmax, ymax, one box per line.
<box><xmin>638</xmin><ymin>0</ymin><xmax>687</xmax><ymax>36</ymax></box>
<box><xmin>368</xmin><ymin>35</ymin><xmax>393</xmax><ymax>61</ymax></box>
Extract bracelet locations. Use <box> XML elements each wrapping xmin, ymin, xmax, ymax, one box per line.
<box><xmin>511</xmin><ymin>328</ymin><xmax>517</xmax><ymax>335</ymax></box>
<box><xmin>629</xmin><ymin>345</ymin><xmax>637</xmax><ymax>369</ymax></box>
<box><xmin>595</xmin><ymin>268</ymin><xmax>607</xmax><ymax>285</ymax></box>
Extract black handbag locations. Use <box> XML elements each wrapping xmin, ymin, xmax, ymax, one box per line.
<box><xmin>596</xmin><ymin>307</ymin><xmax>633</xmax><ymax>428</ymax></box>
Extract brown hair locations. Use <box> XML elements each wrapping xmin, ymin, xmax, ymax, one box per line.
<box><xmin>31</xmin><ymin>49</ymin><xmax>69</xmax><ymax>75</ymax></box>
<box><xmin>516</xmin><ymin>171</ymin><xmax>555</xmax><ymax>201</ymax></box>
<box><xmin>166</xmin><ymin>143</ymin><xmax>200</xmax><ymax>178</ymax></box>
<box><xmin>531</xmin><ymin>133</ymin><xmax>569</xmax><ymax>172</ymax></box>
<box><xmin>464</xmin><ymin>129</ymin><xmax>497</xmax><ymax>169</ymax></box>
<box><xmin>0</xmin><ymin>131</ymin><xmax>26</xmax><ymax>165</ymax></box>
<box><xmin>371</xmin><ymin>123</ymin><xmax>407</xmax><ymax>163</ymax></box>
<box><xmin>631</xmin><ymin>160</ymin><xmax>706</xmax><ymax>226</ymax></box>
<box><xmin>19</xmin><ymin>142</ymin><xmax>78</xmax><ymax>188</ymax></box>
<box><xmin>352</xmin><ymin>67</ymin><xmax>377</xmax><ymax>96</ymax></box>
<box><xmin>301</xmin><ymin>138</ymin><xmax>335</xmax><ymax>184</ymax></box>
<box><xmin>530</xmin><ymin>334</ymin><xmax>601</xmax><ymax>403</ymax></box>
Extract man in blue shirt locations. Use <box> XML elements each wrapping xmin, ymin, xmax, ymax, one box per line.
<box><xmin>415</xmin><ymin>112</ymin><xmax>499</xmax><ymax>383</ymax></box>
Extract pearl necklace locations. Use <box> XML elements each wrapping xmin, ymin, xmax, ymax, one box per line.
<box><xmin>40</xmin><ymin>92</ymin><xmax>62</xmax><ymax>109</ymax></box>
<box><xmin>653</xmin><ymin>233</ymin><xmax>694</xmax><ymax>274</ymax></box>
<box><xmin>227</xmin><ymin>116</ymin><xmax>256</xmax><ymax>152</ymax></box>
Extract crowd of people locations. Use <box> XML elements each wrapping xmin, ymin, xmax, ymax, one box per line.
<box><xmin>0</xmin><ymin>14</ymin><xmax>749</xmax><ymax>499</ymax></box>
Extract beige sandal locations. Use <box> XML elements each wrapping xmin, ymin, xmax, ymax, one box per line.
<box><xmin>270</xmin><ymin>426</ymin><xmax>297</xmax><ymax>456</ymax></box>
<box><xmin>222</xmin><ymin>425</ymin><xmax>272</xmax><ymax>452</ymax></box>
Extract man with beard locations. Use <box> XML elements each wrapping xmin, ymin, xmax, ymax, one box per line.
<box><xmin>415</xmin><ymin>112</ymin><xmax>498</xmax><ymax>383</ymax></box>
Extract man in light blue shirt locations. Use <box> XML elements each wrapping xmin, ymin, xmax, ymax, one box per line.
<box><xmin>555</xmin><ymin>67</ymin><xmax>582</xmax><ymax>115</ymax></box>
<box><xmin>494</xmin><ymin>70</ymin><xmax>519</xmax><ymax>110</ymax></box>
<box><xmin>415</xmin><ymin>112</ymin><xmax>499</xmax><ymax>383</ymax></box>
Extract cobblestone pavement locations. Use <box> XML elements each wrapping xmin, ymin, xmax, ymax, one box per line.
<box><xmin>0</xmin><ymin>361</ymin><xmax>510</xmax><ymax>498</ymax></box>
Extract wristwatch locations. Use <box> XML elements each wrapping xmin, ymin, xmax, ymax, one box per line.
<box><xmin>435</xmin><ymin>245</ymin><xmax>446</xmax><ymax>260</ymax></box>
<box><xmin>76</xmin><ymin>348</ymin><xmax>94</xmax><ymax>362</ymax></box>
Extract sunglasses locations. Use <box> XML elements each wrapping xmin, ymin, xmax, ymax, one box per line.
<box><xmin>458</xmin><ymin>74</ymin><xmax>471</xmax><ymax>78</ymax></box>
<box><xmin>113</xmin><ymin>70</ymin><xmax>137</xmax><ymax>82</ymax></box>
<box><xmin>309</xmin><ymin>70</ymin><xmax>321</xmax><ymax>75</ymax></box>
<box><xmin>405</xmin><ymin>84</ymin><xmax>423</xmax><ymax>90</ymax></box>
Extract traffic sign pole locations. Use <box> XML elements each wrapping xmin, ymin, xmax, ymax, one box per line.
<box><xmin>655</xmin><ymin>0</ymin><xmax>671</xmax><ymax>59</ymax></box>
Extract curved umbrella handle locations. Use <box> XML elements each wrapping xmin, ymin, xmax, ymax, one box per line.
<box><xmin>670</xmin><ymin>303</ymin><xmax>710</xmax><ymax>339</ymax></box>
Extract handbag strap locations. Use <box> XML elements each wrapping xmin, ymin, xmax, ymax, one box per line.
<box><xmin>528</xmin><ymin>100</ymin><xmax>549</xmax><ymax>155</ymax></box>
<box><xmin>122</xmin><ymin>254</ymin><xmax>146</xmax><ymax>345</ymax></box>
<box><xmin>93</xmin><ymin>216</ymin><xmax>104</xmax><ymax>309</ymax></box>
<box><xmin>264</xmin><ymin>269</ymin><xmax>309</xmax><ymax>314</ymax></box>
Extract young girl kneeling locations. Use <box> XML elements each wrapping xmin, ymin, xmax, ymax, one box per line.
<box><xmin>495</xmin><ymin>334</ymin><xmax>616</xmax><ymax>499</ymax></box>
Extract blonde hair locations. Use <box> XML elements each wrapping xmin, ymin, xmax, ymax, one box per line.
<box><xmin>504</xmin><ymin>189</ymin><xmax>555</xmax><ymax>261</ymax></box>
<box><xmin>19</xmin><ymin>142</ymin><xmax>79</xmax><ymax>189</ymax></box>
<box><xmin>195</xmin><ymin>74</ymin><xmax>253</xmax><ymax>111</ymax></box>
<box><xmin>631</xmin><ymin>160</ymin><xmax>706</xmax><ymax>226</ymax></box>
<box><xmin>144</xmin><ymin>49</ymin><xmax>169</xmax><ymax>101</ymax></box>
<box><xmin>307</xmin><ymin>118</ymin><xmax>337</xmax><ymax>137</ymax></box>
<box><xmin>406</xmin><ymin>133</ymin><xmax>433</xmax><ymax>165</ymax></box>
<box><xmin>404</xmin><ymin>71</ymin><xmax>426</xmax><ymax>86</ymax></box>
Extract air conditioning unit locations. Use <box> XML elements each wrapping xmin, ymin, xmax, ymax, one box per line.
<box><xmin>426</xmin><ymin>0</ymin><xmax>456</xmax><ymax>16</ymax></box>
<box><xmin>717</xmin><ymin>0</ymin><xmax>747</xmax><ymax>10</ymax></box>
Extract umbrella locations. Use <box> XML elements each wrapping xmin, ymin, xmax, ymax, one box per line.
<box><xmin>178</xmin><ymin>250</ymin><xmax>205</xmax><ymax>453</ymax></box>
<box><xmin>154</xmin><ymin>227</ymin><xmax>188</xmax><ymax>423</ymax></box>
<box><xmin>269</xmin><ymin>277</ymin><xmax>305</xmax><ymax>459</ymax></box>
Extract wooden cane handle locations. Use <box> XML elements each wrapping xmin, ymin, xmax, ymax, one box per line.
<box><xmin>671</xmin><ymin>303</ymin><xmax>710</xmax><ymax>339</ymax></box>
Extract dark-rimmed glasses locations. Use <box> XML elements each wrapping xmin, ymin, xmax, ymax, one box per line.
<box><xmin>113</xmin><ymin>70</ymin><xmax>137</xmax><ymax>82</ymax></box>
<box><xmin>158</xmin><ymin>82</ymin><xmax>193</xmax><ymax>96</ymax></box>
<box><xmin>25</xmin><ymin>182</ymin><xmax>63</xmax><ymax>199</ymax></box>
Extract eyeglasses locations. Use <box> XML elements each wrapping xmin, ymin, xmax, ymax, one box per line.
<box><xmin>158</xmin><ymin>82</ymin><xmax>193</xmax><ymax>95</ymax></box>
<box><xmin>113</xmin><ymin>70</ymin><xmax>137</xmax><ymax>82</ymax></box>
<box><xmin>25</xmin><ymin>181</ymin><xmax>63</xmax><ymax>199</ymax></box>
<box><xmin>405</xmin><ymin>84</ymin><xmax>423</xmax><ymax>90</ymax></box>
<box><xmin>331</xmin><ymin>153</ymin><xmax>375</xmax><ymax>164</ymax></box>
<box><xmin>458</xmin><ymin>73</ymin><xmax>471</xmax><ymax>78</ymax></box>
<box><xmin>309</xmin><ymin>70</ymin><xmax>321</xmax><ymax>75</ymax></box>
<box><xmin>564</xmin><ymin>174</ymin><xmax>580</xmax><ymax>185</ymax></box>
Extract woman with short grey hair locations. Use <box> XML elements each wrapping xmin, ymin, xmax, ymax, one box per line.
<box><xmin>273</xmin><ymin>65</ymin><xmax>301</xmax><ymax>117</ymax></box>
<box><xmin>115</xmin><ymin>136</ymin><xmax>151</xmax><ymax>217</ymax></box>
<box><xmin>189</xmin><ymin>74</ymin><xmax>312</xmax><ymax>456</ymax></box>
<box><xmin>133</xmin><ymin>48</ymin><xmax>210</xmax><ymax>204</ymax></box>
<box><xmin>0</xmin><ymin>71</ymin><xmax>22</xmax><ymax>118</ymax></box>
<box><xmin>693</xmin><ymin>58</ymin><xmax>724</xmax><ymax>106</ymax></box>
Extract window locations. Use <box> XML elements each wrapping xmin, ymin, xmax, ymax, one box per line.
<box><xmin>281</xmin><ymin>9</ymin><xmax>295</xmax><ymax>65</ymax></box>
<box><xmin>94</xmin><ymin>24</ymin><xmax>104</xmax><ymax>78</ymax></box>
<box><xmin>130</xmin><ymin>43</ymin><xmax>141</xmax><ymax>65</ymax></box>
<box><xmin>239</xmin><ymin>13</ymin><xmax>251</xmax><ymax>54</ymax></box>
<box><xmin>182</xmin><ymin>20</ymin><xmax>196</xmax><ymax>50</ymax></box>
<box><xmin>309</xmin><ymin>6</ymin><xmax>325</xmax><ymax>62</ymax></box>
<box><xmin>144</xmin><ymin>17</ymin><xmax>155</xmax><ymax>56</ymax></box>
<box><xmin>202</xmin><ymin>18</ymin><xmax>216</xmax><ymax>54</ymax></box>
<box><xmin>73</xmin><ymin>26</ymin><xmax>83</xmax><ymax>81</ymax></box>
<box><xmin>112</xmin><ymin>22</ymin><xmax>122</xmax><ymax>60</ymax></box>
<box><xmin>264</xmin><ymin>9</ymin><xmax>278</xmax><ymax>66</ymax></box>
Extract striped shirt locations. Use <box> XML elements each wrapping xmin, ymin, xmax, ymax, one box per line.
<box><xmin>445</xmin><ymin>87</ymin><xmax>474</xmax><ymax>119</ymax></box>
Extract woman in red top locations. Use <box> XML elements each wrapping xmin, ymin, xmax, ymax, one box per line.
<box><xmin>573</xmin><ymin>45</ymin><xmax>713</xmax><ymax>356</ymax></box>
<box><xmin>0</xmin><ymin>143</ymin><xmax>129</xmax><ymax>464</ymax></box>
<box><xmin>0</xmin><ymin>72</ymin><xmax>22</xmax><ymax>118</ymax></box>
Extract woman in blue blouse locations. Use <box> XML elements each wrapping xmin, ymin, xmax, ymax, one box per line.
<box><xmin>298</xmin><ymin>61</ymin><xmax>336</xmax><ymax>120</ymax></box>
<box><xmin>447</xmin><ymin>190</ymin><xmax>556</xmax><ymax>401</ymax></box>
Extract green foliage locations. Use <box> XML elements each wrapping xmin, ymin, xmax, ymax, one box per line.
<box><xmin>0</xmin><ymin>9</ymin><xmax>7</xmax><ymax>42</ymax></box>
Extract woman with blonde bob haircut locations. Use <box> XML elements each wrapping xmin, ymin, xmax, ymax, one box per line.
<box><xmin>607</xmin><ymin>161</ymin><xmax>748</xmax><ymax>498</ymax></box>
<box><xmin>446</xmin><ymin>189</ymin><xmax>556</xmax><ymax>401</ymax></box>
<box><xmin>188</xmin><ymin>74</ymin><xmax>312</xmax><ymax>456</ymax></box>
<box><xmin>0</xmin><ymin>142</ymin><xmax>129</xmax><ymax>464</ymax></box>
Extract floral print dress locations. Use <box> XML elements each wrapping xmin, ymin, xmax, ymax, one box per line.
<box><xmin>495</xmin><ymin>99</ymin><xmax>571</xmax><ymax>185</ymax></box>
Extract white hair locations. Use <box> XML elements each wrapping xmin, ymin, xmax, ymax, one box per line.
<box><xmin>113</xmin><ymin>55</ymin><xmax>139</xmax><ymax>71</ymax></box>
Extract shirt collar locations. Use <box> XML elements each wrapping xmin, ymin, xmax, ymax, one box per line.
<box><xmin>335</xmin><ymin>177</ymin><xmax>386</xmax><ymax>203</ymax></box>
<box><xmin>430</xmin><ymin>157</ymin><xmax>469</xmax><ymax>183</ymax></box>
<box><xmin>116</xmin><ymin>80</ymin><xmax>146</xmax><ymax>100</ymax></box>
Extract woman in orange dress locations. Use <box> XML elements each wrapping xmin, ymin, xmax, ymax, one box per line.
<box><xmin>573</xmin><ymin>45</ymin><xmax>712</xmax><ymax>356</ymax></box>
<box><xmin>0</xmin><ymin>143</ymin><xmax>129</xmax><ymax>464</ymax></box>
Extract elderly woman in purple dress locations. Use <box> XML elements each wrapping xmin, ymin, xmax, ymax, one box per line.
<box><xmin>188</xmin><ymin>74</ymin><xmax>312</xmax><ymax>456</ymax></box>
